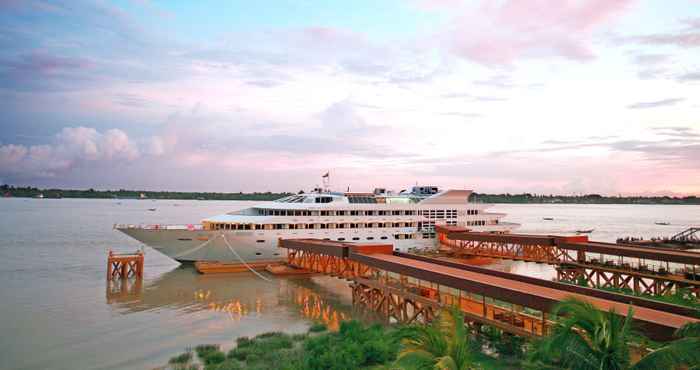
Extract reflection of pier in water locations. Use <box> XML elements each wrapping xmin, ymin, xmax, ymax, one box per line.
<box><xmin>279</xmin><ymin>277</ymin><xmax>384</xmax><ymax>330</ymax></box>
<box><xmin>106</xmin><ymin>278</ymin><xmax>143</xmax><ymax>304</ymax></box>
<box><xmin>106</xmin><ymin>266</ymin><xmax>373</xmax><ymax>325</ymax></box>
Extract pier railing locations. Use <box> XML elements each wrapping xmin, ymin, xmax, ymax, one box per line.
<box><xmin>436</xmin><ymin>226</ymin><xmax>700</xmax><ymax>298</ymax></box>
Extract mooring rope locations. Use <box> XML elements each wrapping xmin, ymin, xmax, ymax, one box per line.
<box><xmin>221</xmin><ymin>233</ymin><xmax>274</xmax><ymax>283</ymax></box>
<box><xmin>171</xmin><ymin>233</ymin><xmax>220</xmax><ymax>259</ymax></box>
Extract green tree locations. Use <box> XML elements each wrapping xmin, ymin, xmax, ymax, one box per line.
<box><xmin>529</xmin><ymin>297</ymin><xmax>634</xmax><ymax>370</ymax></box>
<box><xmin>633</xmin><ymin>322</ymin><xmax>700</xmax><ymax>370</ymax></box>
<box><xmin>395</xmin><ymin>307</ymin><xmax>476</xmax><ymax>370</ymax></box>
<box><xmin>529</xmin><ymin>297</ymin><xmax>700</xmax><ymax>370</ymax></box>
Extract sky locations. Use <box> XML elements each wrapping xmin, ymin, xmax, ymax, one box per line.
<box><xmin>0</xmin><ymin>0</ymin><xmax>699</xmax><ymax>195</ymax></box>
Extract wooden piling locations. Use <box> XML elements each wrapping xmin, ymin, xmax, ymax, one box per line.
<box><xmin>107</xmin><ymin>250</ymin><xmax>144</xmax><ymax>280</ymax></box>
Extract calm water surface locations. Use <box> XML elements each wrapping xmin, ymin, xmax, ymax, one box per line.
<box><xmin>0</xmin><ymin>199</ymin><xmax>697</xmax><ymax>369</ymax></box>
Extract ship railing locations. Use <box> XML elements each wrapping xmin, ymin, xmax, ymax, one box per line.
<box><xmin>481</xmin><ymin>212</ymin><xmax>508</xmax><ymax>217</ymax></box>
<box><xmin>113</xmin><ymin>223</ymin><xmax>204</xmax><ymax>231</ymax></box>
<box><xmin>495</xmin><ymin>222</ymin><xmax>520</xmax><ymax>227</ymax></box>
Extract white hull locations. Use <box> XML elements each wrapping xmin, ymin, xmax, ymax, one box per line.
<box><xmin>118</xmin><ymin>224</ymin><xmax>514</xmax><ymax>263</ymax></box>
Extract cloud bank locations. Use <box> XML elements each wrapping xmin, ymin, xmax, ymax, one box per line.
<box><xmin>0</xmin><ymin>0</ymin><xmax>699</xmax><ymax>195</ymax></box>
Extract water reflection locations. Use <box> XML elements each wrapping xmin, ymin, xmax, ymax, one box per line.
<box><xmin>105</xmin><ymin>260</ymin><xmax>557</xmax><ymax>336</ymax></box>
<box><xmin>105</xmin><ymin>267</ymin><xmax>379</xmax><ymax>327</ymax></box>
<box><xmin>453</xmin><ymin>256</ymin><xmax>558</xmax><ymax>281</ymax></box>
<box><xmin>106</xmin><ymin>278</ymin><xmax>143</xmax><ymax>304</ymax></box>
<box><xmin>279</xmin><ymin>277</ymin><xmax>384</xmax><ymax>330</ymax></box>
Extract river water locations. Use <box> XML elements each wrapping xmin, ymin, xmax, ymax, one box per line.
<box><xmin>0</xmin><ymin>199</ymin><xmax>697</xmax><ymax>369</ymax></box>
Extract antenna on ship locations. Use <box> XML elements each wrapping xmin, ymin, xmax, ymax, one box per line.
<box><xmin>322</xmin><ymin>171</ymin><xmax>330</xmax><ymax>192</ymax></box>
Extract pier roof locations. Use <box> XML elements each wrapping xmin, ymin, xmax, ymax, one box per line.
<box><xmin>350</xmin><ymin>252</ymin><xmax>698</xmax><ymax>335</ymax></box>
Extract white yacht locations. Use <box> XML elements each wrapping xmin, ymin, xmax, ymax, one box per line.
<box><xmin>115</xmin><ymin>186</ymin><xmax>518</xmax><ymax>264</ymax></box>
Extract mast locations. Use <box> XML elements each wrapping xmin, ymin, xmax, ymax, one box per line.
<box><xmin>322</xmin><ymin>171</ymin><xmax>330</xmax><ymax>192</ymax></box>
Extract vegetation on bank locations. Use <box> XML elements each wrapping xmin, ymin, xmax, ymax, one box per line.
<box><xmin>162</xmin><ymin>299</ymin><xmax>700</xmax><ymax>370</ymax></box>
<box><xmin>0</xmin><ymin>185</ymin><xmax>290</xmax><ymax>201</ymax></box>
<box><xmin>470</xmin><ymin>192</ymin><xmax>700</xmax><ymax>205</ymax></box>
<box><xmin>161</xmin><ymin>316</ymin><xmax>521</xmax><ymax>370</ymax></box>
<box><xmin>526</xmin><ymin>298</ymin><xmax>700</xmax><ymax>370</ymax></box>
<box><xmin>2</xmin><ymin>185</ymin><xmax>698</xmax><ymax>204</ymax></box>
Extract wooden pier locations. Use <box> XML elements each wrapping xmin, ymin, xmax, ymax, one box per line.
<box><xmin>436</xmin><ymin>226</ymin><xmax>700</xmax><ymax>298</ymax></box>
<box><xmin>278</xmin><ymin>238</ymin><xmax>699</xmax><ymax>341</ymax></box>
<box><xmin>107</xmin><ymin>250</ymin><xmax>144</xmax><ymax>280</ymax></box>
<box><xmin>618</xmin><ymin>227</ymin><xmax>700</xmax><ymax>250</ymax></box>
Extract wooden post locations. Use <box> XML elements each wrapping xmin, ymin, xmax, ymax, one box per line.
<box><xmin>107</xmin><ymin>250</ymin><xmax>113</xmax><ymax>279</ymax></box>
<box><xmin>542</xmin><ymin>312</ymin><xmax>546</xmax><ymax>336</ymax></box>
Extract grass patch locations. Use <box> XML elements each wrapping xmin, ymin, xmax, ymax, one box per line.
<box><xmin>192</xmin><ymin>344</ymin><xmax>228</xmax><ymax>370</ymax></box>
<box><xmin>235</xmin><ymin>336</ymin><xmax>252</xmax><ymax>348</ymax></box>
<box><xmin>257</xmin><ymin>331</ymin><xmax>284</xmax><ymax>339</ymax></box>
<box><xmin>168</xmin><ymin>351</ymin><xmax>192</xmax><ymax>364</ymax></box>
<box><xmin>291</xmin><ymin>333</ymin><xmax>307</xmax><ymax>342</ymax></box>
<box><xmin>203</xmin><ymin>351</ymin><xmax>226</xmax><ymax>366</ymax></box>
<box><xmin>308</xmin><ymin>322</ymin><xmax>327</xmax><ymax>333</ymax></box>
<box><xmin>194</xmin><ymin>344</ymin><xmax>220</xmax><ymax>359</ymax></box>
<box><xmin>301</xmin><ymin>321</ymin><xmax>398</xmax><ymax>370</ymax></box>
<box><xmin>228</xmin><ymin>331</ymin><xmax>296</xmax><ymax>365</ymax></box>
<box><xmin>166</xmin><ymin>320</ymin><xmax>523</xmax><ymax>370</ymax></box>
<box><xmin>204</xmin><ymin>360</ymin><xmax>243</xmax><ymax>370</ymax></box>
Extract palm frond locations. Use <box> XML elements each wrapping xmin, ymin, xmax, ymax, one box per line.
<box><xmin>553</xmin><ymin>329</ymin><xmax>600</xmax><ymax>370</ymax></box>
<box><xmin>399</xmin><ymin>325</ymin><xmax>449</xmax><ymax>358</ymax></box>
<box><xmin>541</xmin><ymin>297</ymin><xmax>635</xmax><ymax>370</ymax></box>
<box><xmin>675</xmin><ymin>322</ymin><xmax>700</xmax><ymax>338</ymax></box>
<box><xmin>394</xmin><ymin>307</ymin><xmax>476</xmax><ymax>370</ymax></box>
<box><xmin>433</xmin><ymin>355</ymin><xmax>459</xmax><ymax>370</ymax></box>
<box><xmin>396</xmin><ymin>348</ymin><xmax>438</xmax><ymax>370</ymax></box>
<box><xmin>632</xmin><ymin>337</ymin><xmax>700</xmax><ymax>370</ymax></box>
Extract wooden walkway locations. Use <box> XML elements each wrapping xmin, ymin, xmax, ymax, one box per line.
<box><xmin>437</xmin><ymin>227</ymin><xmax>700</xmax><ymax>298</ymax></box>
<box><xmin>279</xmin><ymin>238</ymin><xmax>699</xmax><ymax>341</ymax></box>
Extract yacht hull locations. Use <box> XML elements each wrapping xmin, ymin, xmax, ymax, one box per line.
<box><xmin>117</xmin><ymin>227</ymin><xmax>436</xmax><ymax>263</ymax></box>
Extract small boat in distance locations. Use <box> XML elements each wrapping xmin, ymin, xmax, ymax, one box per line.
<box><xmin>543</xmin><ymin>217</ymin><xmax>554</xmax><ymax>221</ymax></box>
<box><xmin>148</xmin><ymin>208</ymin><xmax>157</xmax><ymax>211</ymax></box>
<box><xmin>576</xmin><ymin>229</ymin><xmax>594</xmax><ymax>234</ymax></box>
<box><xmin>655</xmin><ymin>222</ymin><xmax>670</xmax><ymax>226</ymax></box>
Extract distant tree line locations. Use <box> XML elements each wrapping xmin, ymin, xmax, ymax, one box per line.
<box><xmin>0</xmin><ymin>185</ymin><xmax>292</xmax><ymax>201</ymax></box>
<box><xmin>470</xmin><ymin>192</ymin><xmax>700</xmax><ymax>205</ymax></box>
<box><xmin>2</xmin><ymin>184</ymin><xmax>698</xmax><ymax>204</ymax></box>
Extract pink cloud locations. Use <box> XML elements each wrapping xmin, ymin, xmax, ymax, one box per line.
<box><xmin>0</xmin><ymin>144</ymin><xmax>28</xmax><ymax>167</ymax></box>
<box><xmin>437</xmin><ymin>0</ymin><xmax>636</xmax><ymax>65</ymax></box>
<box><xmin>630</xmin><ymin>33</ymin><xmax>700</xmax><ymax>48</ymax></box>
<box><xmin>0</xmin><ymin>127</ymin><xmax>140</xmax><ymax>179</ymax></box>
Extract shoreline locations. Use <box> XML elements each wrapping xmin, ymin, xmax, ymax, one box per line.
<box><xmin>3</xmin><ymin>185</ymin><xmax>698</xmax><ymax>204</ymax></box>
<box><xmin>4</xmin><ymin>195</ymin><xmax>700</xmax><ymax>205</ymax></box>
